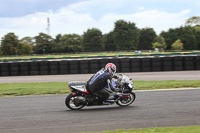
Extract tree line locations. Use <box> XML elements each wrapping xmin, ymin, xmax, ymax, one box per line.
<box><xmin>0</xmin><ymin>17</ymin><xmax>200</xmax><ymax>55</ymax></box>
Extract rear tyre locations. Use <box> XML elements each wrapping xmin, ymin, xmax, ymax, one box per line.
<box><xmin>65</xmin><ymin>93</ymin><xmax>85</xmax><ymax>110</ymax></box>
<box><xmin>116</xmin><ymin>92</ymin><xmax>136</xmax><ymax>106</ymax></box>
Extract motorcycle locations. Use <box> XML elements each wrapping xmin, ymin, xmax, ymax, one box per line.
<box><xmin>65</xmin><ymin>73</ymin><xmax>136</xmax><ymax>110</ymax></box>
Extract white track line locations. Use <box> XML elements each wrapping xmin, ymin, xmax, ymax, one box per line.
<box><xmin>135</xmin><ymin>88</ymin><xmax>200</xmax><ymax>92</ymax></box>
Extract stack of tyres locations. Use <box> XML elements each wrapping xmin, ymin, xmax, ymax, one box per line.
<box><xmin>79</xmin><ymin>60</ymin><xmax>89</xmax><ymax>74</ymax></box>
<box><xmin>89</xmin><ymin>59</ymin><xmax>100</xmax><ymax>73</ymax></box>
<box><xmin>0</xmin><ymin>63</ymin><xmax>1</xmax><ymax>76</ymax></box>
<box><xmin>69</xmin><ymin>60</ymin><xmax>79</xmax><ymax>74</ymax></box>
<box><xmin>99</xmin><ymin>58</ymin><xmax>110</xmax><ymax>68</ymax></box>
<box><xmin>184</xmin><ymin>56</ymin><xmax>195</xmax><ymax>70</ymax></box>
<box><xmin>120</xmin><ymin>58</ymin><xmax>130</xmax><ymax>72</ymax></box>
<box><xmin>10</xmin><ymin>62</ymin><xmax>20</xmax><ymax>76</ymax></box>
<box><xmin>151</xmin><ymin>57</ymin><xmax>162</xmax><ymax>71</ymax></box>
<box><xmin>162</xmin><ymin>57</ymin><xmax>173</xmax><ymax>71</ymax></box>
<box><xmin>49</xmin><ymin>61</ymin><xmax>59</xmax><ymax>75</ymax></box>
<box><xmin>130</xmin><ymin>58</ymin><xmax>141</xmax><ymax>72</ymax></box>
<box><xmin>173</xmin><ymin>56</ymin><xmax>184</xmax><ymax>71</ymax></box>
<box><xmin>39</xmin><ymin>61</ymin><xmax>49</xmax><ymax>75</ymax></box>
<box><xmin>19</xmin><ymin>62</ymin><xmax>30</xmax><ymax>75</ymax></box>
<box><xmin>30</xmin><ymin>61</ymin><xmax>40</xmax><ymax>75</ymax></box>
<box><xmin>141</xmin><ymin>58</ymin><xmax>152</xmax><ymax>72</ymax></box>
<box><xmin>59</xmin><ymin>60</ymin><xmax>69</xmax><ymax>74</ymax></box>
<box><xmin>109</xmin><ymin>58</ymin><xmax>121</xmax><ymax>72</ymax></box>
<box><xmin>0</xmin><ymin>62</ymin><xmax>10</xmax><ymax>76</ymax></box>
<box><xmin>195</xmin><ymin>56</ymin><xmax>200</xmax><ymax>70</ymax></box>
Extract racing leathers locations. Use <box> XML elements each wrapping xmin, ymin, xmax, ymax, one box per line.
<box><xmin>86</xmin><ymin>68</ymin><xmax>120</xmax><ymax>104</ymax></box>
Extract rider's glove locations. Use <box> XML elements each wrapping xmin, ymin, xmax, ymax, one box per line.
<box><xmin>114</xmin><ymin>88</ymin><xmax>122</xmax><ymax>92</ymax></box>
<box><xmin>112</xmin><ymin>75</ymin><xmax>119</xmax><ymax>79</ymax></box>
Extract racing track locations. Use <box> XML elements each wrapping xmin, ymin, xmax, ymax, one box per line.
<box><xmin>0</xmin><ymin>89</ymin><xmax>200</xmax><ymax>133</ymax></box>
<box><xmin>0</xmin><ymin>71</ymin><xmax>200</xmax><ymax>133</ymax></box>
<box><xmin>1</xmin><ymin>70</ymin><xmax>200</xmax><ymax>83</ymax></box>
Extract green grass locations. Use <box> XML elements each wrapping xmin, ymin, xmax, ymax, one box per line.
<box><xmin>134</xmin><ymin>80</ymin><xmax>200</xmax><ymax>90</ymax></box>
<box><xmin>81</xmin><ymin>126</ymin><xmax>200</xmax><ymax>133</ymax></box>
<box><xmin>0</xmin><ymin>51</ymin><xmax>137</xmax><ymax>60</ymax></box>
<box><xmin>1</xmin><ymin>51</ymin><xmax>199</xmax><ymax>60</ymax></box>
<box><xmin>0</xmin><ymin>82</ymin><xmax>68</xmax><ymax>97</ymax></box>
<box><xmin>0</xmin><ymin>80</ymin><xmax>200</xmax><ymax>97</ymax></box>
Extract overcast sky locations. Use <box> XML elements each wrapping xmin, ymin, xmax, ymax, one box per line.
<box><xmin>0</xmin><ymin>0</ymin><xmax>200</xmax><ymax>39</ymax></box>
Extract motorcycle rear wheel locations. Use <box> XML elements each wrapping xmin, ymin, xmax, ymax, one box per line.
<box><xmin>116</xmin><ymin>92</ymin><xmax>136</xmax><ymax>106</ymax></box>
<box><xmin>65</xmin><ymin>93</ymin><xmax>85</xmax><ymax>110</ymax></box>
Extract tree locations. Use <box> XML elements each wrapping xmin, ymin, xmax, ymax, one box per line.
<box><xmin>160</xmin><ymin>28</ymin><xmax>182</xmax><ymax>50</ymax></box>
<box><xmin>138</xmin><ymin>28</ymin><xmax>156</xmax><ymax>50</ymax></box>
<box><xmin>58</xmin><ymin>34</ymin><xmax>83</xmax><ymax>53</ymax></box>
<box><xmin>193</xmin><ymin>25</ymin><xmax>200</xmax><ymax>50</ymax></box>
<box><xmin>52</xmin><ymin>34</ymin><xmax>63</xmax><ymax>53</ymax></box>
<box><xmin>171</xmin><ymin>39</ymin><xmax>183</xmax><ymax>51</ymax></box>
<box><xmin>0</xmin><ymin>33</ymin><xmax>33</xmax><ymax>55</ymax></box>
<box><xmin>160</xmin><ymin>26</ymin><xmax>198</xmax><ymax>50</ymax></box>
<box><xmin>152</xmin><ymin>36</ymin><xmax>167</xmax><ymax>51</ymax></box>
<box><xmin>0</xmin><ymin>48</ymin><xmax>2</xmax><ymax>55</ymax></box>
<box><xmin>180</xmin><ymin>26</ymin><xmax>197</xmax><ymax>50</ymax></box>
<box><xmin>82</xmin><ymin>28</ymin><xmax>103</xmax><ymax>52</ymax></box>
<box><xmin>185</xmin><ymin>16</ymin><xmax>200</xmax><ymax>26</ymax></box>
<box><xmin>102</xmin><ymin>31</ymin><xmax>116</xmax><ymax>51</ymax></box>
<box><xmin>20</xmin><ymin>37</ymin><xmax>34</xmax><ymax>54</ymax></box>
<box><xmin>19</xmin><ymin>42</ymin><xmax>33</xmax><ymax>54</ymax></box>
<box><xmin>20</xmin><ymin>36</ymin><xmax>35</xmax><ymax>46</ymax></box>
<box><xmin>34</xmin><ymin>33</ymin><xmax>54</xmax><ymax>54</ymax></box>
<box><xmin>114</xmin><ymin>20</ymin><xmax>139</xmax><ymax>50</ymax></box>
<box><xmin>0</xmin><ymin>33</ymin><xmax>20</xmax><ymax>55</ymax></box>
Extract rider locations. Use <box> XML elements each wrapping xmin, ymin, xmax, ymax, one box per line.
<box><xmin>86</xmin><ymin>63</ymin><xmax>121</xmax><ymax>104</ymax></box>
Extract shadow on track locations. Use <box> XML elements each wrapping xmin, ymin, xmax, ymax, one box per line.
<box><xmin>63</xmin><ymin>105</ymin><xmax>137</xmax><ymax>113</ymax></box>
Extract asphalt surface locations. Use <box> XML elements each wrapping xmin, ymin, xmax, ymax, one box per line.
<box><xmin>1</xmin><ymin>71</ymin><xmax>200</xmax><ymax>133</ymax></box>
<box><xmin>0</xmin><ymin>70</ymin><xmax>200</xmax><ymax>83</ymax></box>
<box><xmin>0</xmin><ymin>89</ymin><xmax>200</xmax><ymax>133</ymax></box>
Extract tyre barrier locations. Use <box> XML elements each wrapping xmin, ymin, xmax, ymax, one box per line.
<box><xmin>0</xmin><ymin>55</ymin><xmax>200</xmax><ymax>76</ymax></box>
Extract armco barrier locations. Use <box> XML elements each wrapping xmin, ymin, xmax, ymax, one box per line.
<box><xmin>0</xmin><ymin>55</ymin><xmax>200</xmax><ymax>77</ymax></box>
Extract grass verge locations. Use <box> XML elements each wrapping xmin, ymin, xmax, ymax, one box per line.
<box><xmin>0</xmin><ymin>80</ymin><xmax>200</xmax><ymax>97</ymax></box>
<box><xmin>81</xmin><ymin>126</ymin><xmax>200</xmax><ymax>133</ymax></box>
<box><xmin>1</xmin><ymin>51</ymin><xmax>200</xmax><ymax>60</ymax></box>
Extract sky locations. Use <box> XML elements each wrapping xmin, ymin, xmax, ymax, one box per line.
<box><xmin>0</xmin><ymin>0</ymin><xmax>200</xmax><ymax>39</ymax></box>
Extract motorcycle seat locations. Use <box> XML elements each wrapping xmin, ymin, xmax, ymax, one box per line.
<box><xmin>68</xmin><ymin>81</ymin><xmax>86</xmax><ymax>86</ymax></box>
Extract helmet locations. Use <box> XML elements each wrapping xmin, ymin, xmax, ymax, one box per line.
<box><xmin>105</xmin><ymin>63</ymin><xmax>116</xmax><ymax>76</ymax></box>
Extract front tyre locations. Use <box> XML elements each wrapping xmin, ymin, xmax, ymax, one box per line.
<box><xmin>65</xmin><ymin>93</ymin><xmax>85</xmax><ymax>110</ymax></box>
<box><xmin>116</xmin><ymin>92</ymin><xmax>136</xmax><ymax>106</ymax></box>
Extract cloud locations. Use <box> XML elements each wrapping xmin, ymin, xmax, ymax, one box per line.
<box><xmin>0</xmin><ymin>0</ymin><xmax>194</xmax><ymax>39</ymax></box>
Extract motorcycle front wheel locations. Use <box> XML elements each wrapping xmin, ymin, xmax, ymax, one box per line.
<box><xmin>65</xmin><ymin>93</ymin><xmax>85</xmax><ymax>110</ymax></box>
<box><xmin>116</xmin><ymin>92</ymin><xmax>136</xmax><ymax>106</ymax></box>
